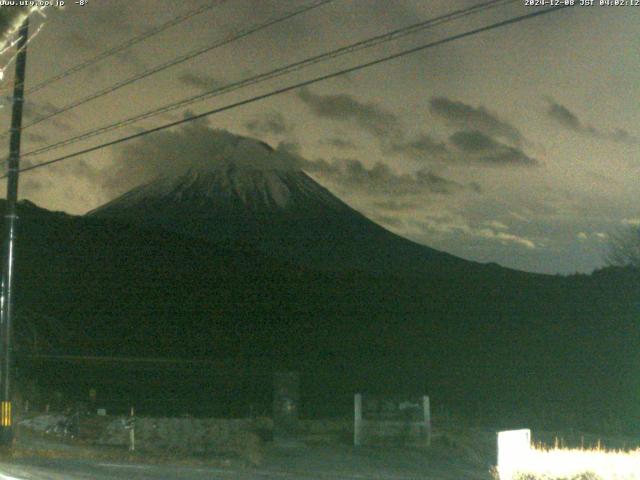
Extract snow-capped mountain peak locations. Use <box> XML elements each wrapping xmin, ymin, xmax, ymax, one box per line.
<box><xmin>89</xmin><ymin>130</ymin><xmax>465</xmax><ymax>274</ymax></box>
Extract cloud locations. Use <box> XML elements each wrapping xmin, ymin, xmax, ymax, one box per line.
<box><xmin>66</xmin><ymin>159</ymin><xmax>102</xmax><ymax>182</ymax></box>
<box><xmin>244</xmin><ymin>111</ymin><xmax>290</xmax><ymax>136</ymax></box>
<box><xmin>370</xmin><ymin>213</ymin><xmax>404</xmax><ymax>228</ymax></box>
<box><xmin>18</xmin><ymin>99</ymin><xmax>74</xmax><ymax>131</ymax></box>
<box><xmin>402</xmin><ymin>98</ymin><xmax>539</xmax><ymax>167</ymax></box>
<box><xmin>477</xmin><ymin>229</ymin><xmax>536</xmax><ymax>249</ymax></box>
<box><xmin>548</xmin><ymin>102</ymin><xmax>581</xmax><ymax>131</ymax></box>
<box><xmin>277</xmin><ymin>141</ymin><xmax>301</xmax><ymax>154</ymax></box>
<box><xmin>59</xmin><ymin>2</ymin><xmax>134</xmax><ymax>51</ymax></box>
<box><xmin>469</xmin><ymin>182</ymin><xmax>482</xmax><ymax>193</ymax></box>
<box><xmin>576</xmin><ymin>231</ymin><xmax>608</xmax><ymax>242</ymax></box>
<box><xmin>178</xmin><ymin>72</ymin><xmax>224</xmax><ymax>91</ymax></box>
<box><xmin>22</xmin><ymin>100</ymin><xmax>58</xmax><ymax>120</ymax></box>
<box><xmin>305</xmin><ymin>157</ymin><xmax>473</xmax><ymax>197</ymax></box>
<box><xmin>297</xmin><ymin>88</ymin><xmax>399</xmax><ymax>138</ymax></box>
<box><xmin>320</xmin><ymin>137</ymin><xmax>357</xmax><ymax>149</ymax></box>
<box><xmin>389</xmin><ymin>133</ymin><xmax>448</xmax><ymax>160</ymax></box>
<box><xmin>102</xmin><ymin>117</ymin><xmax>476</xmax><ymax>205</ymax></box>
<box><xmin>104</xmin><ymin>119</ymin><xmax>302</xmax><ymax>194</ymax></box>
<box><xmin>299</xmin><ymin>91</ymin><xmax>534</xmax><ymax>168</ymax></box>
<box><xmin>611</xmin><ymin>128</ymin><xmax>636</xmax><ymax>144</ymax></box>
<box><xmin>484</xmin><ymin>220</ymin><xmax>509</xmax><ymax>230</ymax></box>
<box><xmin>429</xmin><ymin>97</ymin><xmax>524</xmax><ymax>146</ymax></box>
<box><xmin>389</xmin><ymin>130</ymin><xmax>537</xmax><ymax>168</ymax></box>
<box><xmin>373</xmin><ymin>200</ymin><xmax>418</xmax><ymax>212</ymax></box>
<box><xmin>24</xmin><ymin>132</ymin><xmax>49</xmax><ymax>145</ymax></box>
<box><xmin>448</xmin><ymin>131</ymin><xmax>539</xmax><ymax>166</ymax></box>
<box><xmin>21</xmin><ymin>177</ymin><xmax>47</xmax><ymax>193</ymax></box>
<box><xmin>415</xmin><ymin>214</ymin><xmax>536</xmax><ymax>250</ymax></box>
<box><xmin>415</xmin><ymin>170</ymin><xmax>468</xmax><ymax>195</ymax></box>
<box><xmin>622</xmin><ymin>218</ymin><xmax>640</xmax><ymax>227</ymax></box>
<box><xmin>546</xmin><ymin>99</ymin><xmax>638</xmax><ymax>144</ymax></box>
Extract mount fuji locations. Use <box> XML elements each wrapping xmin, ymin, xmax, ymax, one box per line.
<box><xmin>89</xmin><ymin>135</ymin><xmax>492</xmax><ymax>276</ymax></box>
<box><xmin>3</xmin><ymin>131</ymin><xmax>638</xmax><ymax>421</ymax></box>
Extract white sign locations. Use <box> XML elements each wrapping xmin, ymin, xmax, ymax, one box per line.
<box><xmin>497</xmin><ymin>428</ymin><xmax>531</xmax><ymax>479</ymax></box>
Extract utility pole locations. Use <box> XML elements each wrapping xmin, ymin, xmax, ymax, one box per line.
<box><xmin>0</xmin><ymin>17</ymin><xmax>29</xmax><ymax>446</ymax></box>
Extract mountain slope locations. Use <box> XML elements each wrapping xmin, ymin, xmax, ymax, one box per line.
<box><xmin>3</xmin><ymin>198</ymin><xmax>639</xmax><ymax>425</ymax></box>
<box><xmin>89</xmin><ymin>146</ymin><xmax>506</xmax><ymax>277</ymax></box>
<box><xmin>5</xmin><ymin>131</ymin><xmax>638</xmax><ymax>425</ymax></box>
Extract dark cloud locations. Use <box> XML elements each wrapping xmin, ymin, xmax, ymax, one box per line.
<box><xmin>305</xmin><ymin>157</ymin><xmax>471</xmax><ymax>197</ymax></box>
<box><xmin>19</xmin><ymin>157</ymin><xmax>38</xmax><ymax>170</ymax></box>
<box><xmin>338</xmin><ymin>160</ymin><xmax>452</xmax><ymax>195</ymax></box>
<box><xmin>22</xmin><ymin>100</ymin><xmax>58</xmax><ymax>120</ymax></box>
<box><xmin>21</xmin><ymin>178</ymin><xmax>46</xmax><ymax>193</ymax></box>
<box><xmin>546</xmin><ymin>99</ymin><xmax>638</xmax><ymax>144</ymax></box>
<box><xmin>611</xmin><ymin>128</ymin><xmax>636</xmax><ymax>143</ymax></box>
<box><xmin>61</xmin><ymin>30</ymin><xmax>95</xmax><ymax>51</ymax></box>
<box><xmin>299</xmin><ymin>92</ymin><xmax>532</xmax><ymax>168</ymax></box>
<box><xmin>451</xmin><ymin>131</ymin><xmax>501</xmax><ymax>152</ymax></box>
<box><xmin>389</xmin><ymin>133</ymin><xmax>448</xmax><ymax>160</ymax></box>
<box><xmin>24</xmin><ymin>132</ymin><xmax>50</xmax><ymax>145</ymax></box>
<box><xmin>59</xmin><ymin>159</ymin><xmax>103</xmax><ymax>184</ymax></box>
<box><xmin>244</xmin><ymin>111</ymin><xmax>290</xmax><ymax>136</ymax></box>
<box><xmin>449</xmin><ymin>131</ymin><xmax>539</xmax><ymax>166</ymax></box>
<box><xmin>300</xmin><ymin>157</ymin><xmax>339</xmax><ymax>175</ymax></box>
<box><xmin>415</xmin><ymin>169</ymin><xmax>466</xmax><ymax>194</ymax></box>
<box><xmin>321</xmin><ymin>137</ymin><xmax>357</xmax><ymax>150</ymax></box>
<box><xmin>373</xmin><ymin>200</ymin><xmax>418</xmax><ymax>212</ymax></box>
<box><xmin>178</xmin><ymin>72</ymin><xmax>224</xmax><ymax>92</ymax></box>
<box><xmin>71</xmin><ymin>159</ymin><xmax>99</xmax><ymax>176</ymax></box>
<box><xmin>389</xmin><ymin>129</ymin><xmax>536</xmax><ymax>168</ymax></box>
<box><xmin>429</xmin><ymin>97</ymin><xmax>524</xmax><ymax>146</ymax></box>
<box><xmin>58</xmin><ymin>2</ymin><xmax>133</xmax><ymax>51</ymax></box>
<box><xmin>548</xmin><ymin>102</ymin><xmax>581</xmax><ymax>130</ymax></box>
<box><xmin>297</xmin><ymin>88</ymin><xmax>399</xmax><ymax>138</ymax></box>
<box><xmin>277</xmin><ymin>141</ymin><xmax>301</xmax><ymax>154</ymax></box>
<box><xmin>21</xmin><ymin>99</ymin><xmax>73</xmax><ymax>131</ymax></box>
<box><xmin>469</xmin><ymin>181</ymin><xmax>483</xmax><ymax>193</ymax></box>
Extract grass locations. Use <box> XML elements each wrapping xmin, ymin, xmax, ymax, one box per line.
<box><xmin>6</xmin><ymin>425</ymin><xmax>263</xmax><ymax>468</ymax></box>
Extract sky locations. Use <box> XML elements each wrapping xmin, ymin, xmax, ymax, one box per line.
<box><xmin>0</xmin><ymin>0</ymin><xmax>638</xmax><ymax>275</ymax></box>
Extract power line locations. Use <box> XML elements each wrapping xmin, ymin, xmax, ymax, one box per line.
<box><xmin>16</xmin><ymin>3</ymin><xmax>563</xmax><ymax>168</ymax></box>
<box><xmin>21</xmin><ymin>0</ymin><xmax>512</xmax><ymax>159</ymax></box>
<box><xmin>10</xmin><ymin>5</ymin><xmax>571</xmax><ymax>178</ymax></box>
<box><xmin>21</xmin><ymin>0</ymin><xmax>224</xmax><ymax>96</ymax></box>
<box><xmin>5</xmin><ymin>0</ymin><xmax>335</xmax><ymax>137</ymax></box>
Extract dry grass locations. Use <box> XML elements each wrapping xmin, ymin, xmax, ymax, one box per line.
<box><xmin>14</xmin><ymin>414</ymin><xmax>268</xmax><ymax>467</ymax></box>
<box><xmin>8</xmin><ymin>424</ymin><xmax>261</xmax><ymax>468</ymax></box>
<box><xmin>495</xmin><ymin>443</ymin><xmax>640</xmax><ymax>480</ymax></box>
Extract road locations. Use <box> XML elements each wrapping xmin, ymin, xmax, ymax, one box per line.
<box><xmin>0</xmin><ymin>444</ymin><xmax>493</xmax><ymax>479</ymax></box>
<box><xmin>0</xmin><ymin>460</ymin><xmax>488</xmax><ymax>480</ymax></box>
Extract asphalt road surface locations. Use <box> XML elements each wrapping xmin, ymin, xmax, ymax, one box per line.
<box><xmin>0</xmin><ymin>444</ymin><xmax>493</xmax><ymax>479</ymax></box>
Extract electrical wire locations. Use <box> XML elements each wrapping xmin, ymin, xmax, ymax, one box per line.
<box><xmin>9</xmin><ymin>5</ymin><xmax>571</xmax><ymax>177</ymax></box>
<box><xmin>21</xmin><ymin>0</ymin><xmax>225</xmax><ymax>96</ymax></box>
<box><xmin>20</xmin><ymin>0</ymin><xmax>513</xmax><ymax>159</ymax></box>
<box><xmin>5</xmin><ymin>0</ymin><xmax>335</xmax><ymax>137</ymax></box>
